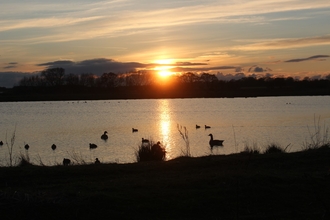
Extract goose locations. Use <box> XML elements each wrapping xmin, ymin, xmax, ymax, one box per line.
<box><xmin>51</xmin><ymin>144</ymin><xmax>56</xmax><ymax>150</ymax></box>
<box><xmin>24</xmin><ymin>144</ymin><xmax>30</xmax><ymax>150</ymax></box>
<box><xmin>205</xmin><ymin>125</ymin><xmax>211</xmax><ymax>129</ymax></box>
<box><xmin>132</xmin><ymin>128</ymin><xmax>138</xmax><ymax>132</ymax></box>
<box><xmin>95</xmin><ymin>158</ymin><xmax>101</xmax><ymax>164</ymax></box>
<box><xmin>63</xmin><ymin>158</ymin><xmax>71</xmax><ymax>166</ymax></box>
<box><xmin>89</xmin><ymin>143</ymin><xmax>98</xmax><ymax>149</ymax></box>
<box><xmin>101</xmin><ymin>131</ymin><xmax>108</xmax><ymax>140</ymax></box>
<box><xmin>208</xmin><ymin>134</ymin><xmax>224</xmax><ymax>148</ymax></box>
<box><xmin>196</xmin><ymin>125</ymin><xmax>201</xmax><ymax>129</ymax></box>
<box><xmin>0</xmin><ymin>141</ymin><xmax>3</xmax><ymax>146</ymax></box>
<box><xmin>142</xmin><ymin>138</ymin><xmax>149</xmax><ymax>143</ymax></box>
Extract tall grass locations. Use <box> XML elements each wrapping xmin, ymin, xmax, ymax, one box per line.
<box><xmin>135</xmin><ymin>140</ymin><xmax>166</xmax><ymax>162</ymax></box>
<box><xmin>177</xmin><ymin>124</ymin><xmax>191</xmax><ymax>157</ymax></box>
<box><xmin>5</xmin><ymin>126</ymin><xmax>17</xmax><ymax>167</ymax></box>
<box><xmin>303</xmin><ymin>115</ymin><xmax>330</xmax><ymax>150</ymax></box>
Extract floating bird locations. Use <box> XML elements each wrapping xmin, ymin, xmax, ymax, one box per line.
<box><xmin>132</xmin><ymin>128</ymin><xmax>138</xmax><ymax>132</ymax></box>
<box><xmin>0</xmin><ymin>141</ymin><xmax>3</xmax><ymax>146</ymax></box>
<box><xmin>101</xmin><ymin>131</ymin><xmax>108</xmax><ymax>140</ymax></box>
<box><xmin>208</xmin><ymin>134</ymin><xmax>224</xmax><ymax>148</ymax></box>
<box><xmin>142</xmin><ymin>138</ymin><xmax>149</xmax><ymax>143</ymax></box>
<box><xmin>51</xmin><ymin>144</ymin><xmax>56</xmax><ymax>150</ymax></box>
<box><xmin>196</xmin><ymin>125</ymin><xmax>201</xmax><ymax>129</ymax></box>
<box><xmin>89</xmin><ymin>143</ymin><xmax>98</xmax><ymax>149</ymax></box>
<box><xmin>63</xmin><ymin>158</ymin><xmax>71</xmax><ymax>166</ymax></box>
<box><xmin>205</xmin><ymin>125</ymin><xmax>211</xmax><ymax>129</ymax></box>
<box><xmin>24</xmin><ymin>144</ymin><xmax>30</xmax><ymax>150</ymax></box>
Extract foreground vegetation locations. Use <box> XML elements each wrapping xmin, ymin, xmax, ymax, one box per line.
<box><xmin>1</xmin><ymin>145</ymin><xmax>330</xmax><ymax>219</ymax></box>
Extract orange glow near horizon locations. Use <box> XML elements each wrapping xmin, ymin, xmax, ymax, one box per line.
<box><xmin>154</xmin><ymin>59</ymin><xmax>175</xmax><ymax>80</ymax></box>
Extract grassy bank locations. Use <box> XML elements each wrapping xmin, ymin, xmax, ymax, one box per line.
<box><xmin>1</xmin><ymin>147</ymin><xmax>330</xmax><ymax>219</ymax></box>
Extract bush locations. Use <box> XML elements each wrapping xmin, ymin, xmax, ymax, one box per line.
<box><xmin>135</xmin><ymin>141</ymin><xmax>166</xmax><ymax>162</ymax></box>
<box><xmin>241</xmin><ymin>146</ymin><xmax>260</xmax><ymax>155</ymax></box>
<box><xmin>264</xmin><ymin>144</ymin><xmax>286</xmax><ymax>154</ymax></box>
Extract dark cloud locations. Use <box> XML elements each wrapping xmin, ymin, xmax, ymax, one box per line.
<box><xmin>285</xmin><ymin>55</ymin><xmax>329</xmax><ymax>62</ymax></box>
<box><xmin>248</xmin><ymin>65</ymin><xmax>272</xmax><ymax>73</ymax></box>
<box><xmin>175</xmin><ymin>62</ymin><xmax>207</xmax><ymax>66</ymax></box>
<box><xmin>37</xmin><ymin>58</ymin><xmax>148</xmax><ymax>75</ymax></box>
<box><xmin>0</xmin><ymin>72</ymin><xmax>36</xmax><ymax>88</ymax></box>
<box><xmin>171</xmin><ymin>65</ymin><xmax>237</xmax><ymax>72</ymax></box>
<box><xmin>3</xmin><ymin>62</ymin><xmax>19</xmax><ymax>69</ymax></box>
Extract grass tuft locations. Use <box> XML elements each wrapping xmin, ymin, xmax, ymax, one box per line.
<box><xmin>264</xmin><ymin>143</ymin><xmax>286</xmax><ymax>154</ymax></box>
<box><xmin>135</xmin><ymin>141</ymin><xmax>166</xmax><ymax>162</ymax></box>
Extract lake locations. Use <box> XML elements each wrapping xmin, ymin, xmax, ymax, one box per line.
<box><xmin>1</xmin><ymin>96</ymin><xmax>330</xmax><ymax>166</ymax></box>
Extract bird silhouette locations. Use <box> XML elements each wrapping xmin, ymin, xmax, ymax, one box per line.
<box><xmin>101</xmin><ymin>131</ymin><xmax>108</xmax><ymax>140</ymax></box>
<box><xmin>142</xmin><ymin>138</ymin><xmax>149</xmax><ymax>143</ymax></box>
<box><xmin>89</xmin><ymin>143</ymin><xmax>98</xmax><ymax>149</ymax></box>
<box><xmin>132</xmin><ymin>128</ymin><xmax>138</xmax><ymax>132</ymax></box>
<box><xmin>196</xmin><ymin>125</ymin><xmax>201</xmax><ymax>129</ymax></box>
<box><xmin>208</xmin><ymin>134</ymin><xmax>224</xmax><ymax>148</ymax></box>
<box><xmin>51</xmin><ymin>144</ymin><xmax>56</xmax><ymax>150</ymax></box>
<box><xmin>24</xmin><ymin>144</ymin><xmax>30</xmax><ymax>150</ymax></box>
<box><xmin>205</xmin><ymin>125</ymin><xmax>211</xmax><ymax>129</ymax></box>
<box><xmin>0</xmin><ymin>141</ymin><xmax>3</xmax><ymax>146</ymax></box>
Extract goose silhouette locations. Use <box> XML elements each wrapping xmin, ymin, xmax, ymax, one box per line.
<box><xmin>24</xmin><ymin>144</ymin><xmax>30</xmax><ymax>150</ymax></box>
<box><xmin>132</xmin><ymin>128</ymin><xmax>138</xmax><ymax>132</ymax></box>
<box><xmin>51</xmin><ymin>144</ymin><xmax>56</xmax><ymax>150</ymax></box>
<box><xmin>208</xmin><ymin>134</ymin><xmax>224</xmax><ymax>148</ymax></box>
<box><xmin>196</xmin><ymin>124</ymin><xmax>201</xmax><ymax>129</ymax></box>
<box><xmin>205</xmin><ymin>125</ymin><xmax>211</xmax><ymax>129</ymax></box>
<box><xmin>101</xmin><ymin>131</ymin><xmax>108</xmax><ymax>140</ymax></box>
<box><xmin>142</xmin><ymin>138</ymin><xmax>149</xmax><ymax>143</ymax></box>
<box><xmin>0</xmin><ymin>141</ymin><xmax>3</xmax><ymax>146</ymax></box>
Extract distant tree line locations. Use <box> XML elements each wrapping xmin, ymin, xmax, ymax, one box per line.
<box><xmin>2</xmin><ymin>67</ymin><xmax>330</xmax><ymax>100</ymax></box>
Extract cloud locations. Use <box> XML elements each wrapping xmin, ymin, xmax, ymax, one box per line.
<box><xmin>248</xmin><ymin>65</ymin><xmax>272</xmax><ymax>73</ymax></box>
<box><xmin>37</xmin><ymin>58</ymin><xmax>148</xmax><ymax>75</ymax></box>
<box><xmin>285</xmin><ymin>55</ymin><xmax>329</xmax><ymax>62</ymax></box>
<box><xmin>0</xmin><ymin>72</ymin><xmax>35</xmax><ymax>88</ymax></box>
<box><xmin>232</xmin><ymin>35</ymin><xmax>330</xmax><ymax>51</ymax></box>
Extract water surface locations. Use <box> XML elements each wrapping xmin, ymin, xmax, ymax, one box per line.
<box><xmin>0</xmin><ymin>96</ymin><xmax>329</xmax><ymax>165</ymax></box>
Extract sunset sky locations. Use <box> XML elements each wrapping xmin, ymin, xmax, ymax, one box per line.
<box><xmin>1</xmin><ymin>0</ymin><xmax>330</xmax><ymax>87</ymax></box>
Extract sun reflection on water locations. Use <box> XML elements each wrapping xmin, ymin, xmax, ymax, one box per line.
<box><xmin>158</xmin><ymin>99</ymin><xmax>173</xmax><ymax>159</ymax></box>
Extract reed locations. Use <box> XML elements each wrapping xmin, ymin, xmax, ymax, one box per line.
<box><xmin>177</xmin><ymin>124</ymin><xmax>191</xmax><ymax>157</ymax></box>
<box><xmin>135</xmin><ymin>140</ymin><xmax>166</xmax><ymax>162</ymax></box>
<box><xmin>303</xmin><ymin>115</ymin><xmax>330</xmax><ymax>150</ymax></box>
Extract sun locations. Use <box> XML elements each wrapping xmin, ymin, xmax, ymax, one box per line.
<box><xmin>154</xmin><ymin>59</ymin><xmax>175</xmax><ymax>79</ymax></box>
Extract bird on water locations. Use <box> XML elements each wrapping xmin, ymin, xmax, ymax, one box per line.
<box><xmin>101</xmin><ymin>131</ymin><xmax>108</xmax><ymax>140</ymax></box>
<box><xmin>208</xmin><ymin>134</ymin><xmax>224</xmax><ymax>148</ymax></box>
<box><xmin>89</xmin><ymin>143</ymin><xmax>98</xmax><ymax>149</ymax></box>
<box><xmin>196</xmin><ymin>124</ymin><xmax>201</xmax><ymax>129</ymax></box>
<box><xmin>51</xmin><ymin>144</ymin><xmax>56</xmax><ymax>150</ymax></box>
<box><xmin>205</xmin><ymin>125</ymin><xmax>211</xmax><ymax>129</ymax></box>
<box><xmin>132</xmin><ymin>128</ymin><xmax>138</xmax><ymax>132</ymax></box>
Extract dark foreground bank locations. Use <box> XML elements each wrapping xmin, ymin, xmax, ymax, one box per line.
<box><xmin>1</xmin><ymin>148</ymin><xmax>330</xmax><ymax>219</ymax></box>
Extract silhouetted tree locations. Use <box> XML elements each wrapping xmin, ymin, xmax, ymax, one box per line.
<box><xmin>79</xmin><ymin>73</ymin><xmax>96</xmax><ymax>87</ymax></box>
<box><xmin>41</xmin><ymin>67</ymin><xmax>65</xmax><ymax>86</ymax></box>
<box><xmin>98</xmin><ymin>72</ymin><xmax>119</xmax><ymax>88</ymax></box>
<box><xmin>65</xmin><ymin>73</ymin><xmax>79</xmax><ymax>86</ymax></box>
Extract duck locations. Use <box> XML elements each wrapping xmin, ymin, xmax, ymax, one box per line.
<box><xmin>142</xmin><ymin>138</ymin><xmax>149</xmax><ymax>143</ymax></box>
<box><xmin>101</xmin><ymin>131</ymin><xmax>108</xmax><ymax>140</ymax></box>
<box><xmin>132</xmin><ymin>128</ymin><xmax>138</xmax><ymax>132</ymax></box>
<box><xmin>196</xmin><ymin>124</ymin><xmax>201</xmax><ymax>129</ymax></box>
<box><xmin>208</xmin><ymin>134</ymin><xmax>224</xmax><ymax>148</ymax></box>
<box><xmin>0</xmin><ymin>141</ymin><xmax>3</xmax><ymax>146</ymax></box>
<box><xmin>24</xmin><ymin>144</ymin><xmax>30</xmax><ymax>150</ymax></box>
<box><xmin>89</xmin><ymin>143</ymin><xmax>98</xmax><ymax>149</ymax></box>
<box><xmin>205</xmin><ymin>125</ymin><xmax>211</xmax><ymax>129</ymax></box>
<box><xmin>51</xmin><ymin>144</ymin><xmax>56</xmax><ymax>150</ymax></box>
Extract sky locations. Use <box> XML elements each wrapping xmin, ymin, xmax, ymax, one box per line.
<box><xmin>1</xmin><ymin>0</ymin><xmax>330</xmax><ymax>87</ymax></box>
